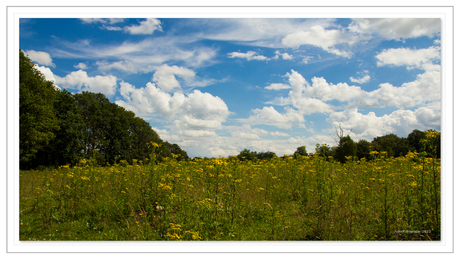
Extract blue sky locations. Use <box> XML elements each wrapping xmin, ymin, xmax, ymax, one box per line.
<box><xmin>19</xmin><ymin>17</ymin><xmax>442</xmax><ymax>158</ymax></box>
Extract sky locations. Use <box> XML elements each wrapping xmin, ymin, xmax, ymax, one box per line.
<box><xmin>19</xmin><ymin>17</ymin><xmax>442</xmax><ymax>158</ymax></box>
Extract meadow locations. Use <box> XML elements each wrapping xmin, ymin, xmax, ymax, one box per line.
<box><xmin>19</xmin><ymin>147</ymin><xmax>441</xmax><ymax>241</ymax></box>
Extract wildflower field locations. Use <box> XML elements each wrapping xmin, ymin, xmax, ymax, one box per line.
<box><xmin>20</xmin><ymin>150</ymin><xmax>440</xmax><ymax>241</ymax></box>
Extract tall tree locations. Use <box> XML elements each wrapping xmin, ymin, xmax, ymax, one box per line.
<box><xmin>36</xmin><ymin>89</ymin><xmax>85</xmax><ymax>166</ymax></box>
<box><xmin>19</xmin><ymin>49</ymin><xmax>59</xmax><ymax>169</ymax></box>
<box><xmin>407</xmin><ymin>129</ymin><xmax>426</xmax><ymax>153</ymax></box>
<box><xmin>356</xmin><ymin>139</ymin><xmax>371</xmax><ymax>161</ymax></box>
<box><xmin>371</xmin><ymin>133</ymin><xmax>410</xmax><ymax>158</ymax></box>
<box><xmin>294</xmin><ymin>146</ymin><xmax>308</xmax><ymax>157</ymax></box>
<box><xmin>334</xmin><ymin>135</ymin><xmax>357</xmax><ymax>163</ymax></box>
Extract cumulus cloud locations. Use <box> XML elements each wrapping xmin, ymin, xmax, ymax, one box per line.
<box><xmin>282</xmin><ymin>25</ymin><xmax>357</xmax><ymax>57</ymax></box>
<box><xmin>124</xmin><ymin>18</ymin><xmax>162</xmax><ymax>35</ymax></box>
<box><xmin>274</xmin><ymin>50</ymin><xmax>293</xmax><ymax>60</ymax></box>
<box><xmin>33</xmin><ymin>64</ymin><xmax>56</xmax><ymax>83</ymax></box>
<box><xmin>369</xmin><ymin>67</ymin><xmax>441</xmax><ymax>108</ymax></box>
<box><xmin>54</xmin><ymin>70</ymin><xmax>118</xmax><ymax>96</ymax></box>
<box><xmin>33</xmin><ymin>64</ymin><xmax>60</xmax><ymax>90</ymax></box>
<box><xmin>307</xmin><ymin>76</ymin><xmax>366</xmax><ymax>102</ymax></box>
<box><xmin>371</xmin><ymin>47</ymin><xmax>441</xmax><ymax>108</ymax></box>
<box><xmin>74</xmin><ymin>62</ymin><xmax>88</xmax><ymax>70</ymax></box>
<box><xmin>242</xmin><ymin>106</ymin><xmax>305</xmax><ymax>129</ymax></box>
<box><xmin>376</xmin><ymin>46</ymin><xmax>440</xmax><ymax>69</ymax></box>
<box><xmin>116</xmin><ymin>81</ymin><xmax>230</xmax><ymax>131</ymax></box>
<box><xmin>25</xmin><ymin>50</ymin><xmax>55</xmax><ymax>67</ymax></box>
<box><xmin>152</xmin><ymin>64</ymin><xmax>196</xmax><ymax>92</ymax></box>
<box><xmin>349</xmin><ymin>18</ymin><xmax>441</xmax><ymax>40</ymax></box>
<box><xmin>350</xmin><ymin>74</ymin><xmax>370</xmax><ymax>84</ymax></box>
<box><xmin>328</xmin><ymin>107</ymin><xmax>440</xmax><ymax>141</ymax></box>
<box><xmin>228</xmin><ymin>51</ymin><xmax>269</xmax><ymax>61</ymax></box>
<box><xmin>350</xmin><ymin>75</ymin><xmax>370</xmax><ymax>84</ymax></box>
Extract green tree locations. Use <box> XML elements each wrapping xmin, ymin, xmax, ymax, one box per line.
<box><xmin>407</xmin><ymin>129</ymin><xmax>427</xmax><ymax>153</ymax></box>
<box><xmin>356</xmin><ymin>139</ymin><xmax>371</xmax><ymax>161</ymax></box>
<box><xmin>371</xmin><ymin>133</ymin><xmax>410</xmax><ymax>158</ymax></box>
<box><xmin>254</xmin><ymin>151</ymin><xmax>277</xmax><ymax>160</ymax></box>
<box><xmin>128</xmin><ymin>116</ymin><xmax>163</xmax><ymax>162</ymax></box>
<box><xmin>163</xmin><ymin>141</ymin><xmax>190</xmax><ymax>161</ymax></box>
<box><xmin>237</xmin><ymin>149</ymin><xmax>256</xmax><ymax>161</ymax></box>
<box><xmin>19</xmin><ymin>49</ymin><xmax>59</xmax><ymax>169</ymax></box>
<box><xmin>294</xmin><ymin>146</ymin><xmax>308</xmax><ymax>157</ymax></box>
<box><xmin>315</xmin><ymin>143</ymin><xmax>333</xmax><ymax>159</ymax></box>
<box><xmin>334</xmin><ymin>135</ymin><xmax>357</xmax><ymax>163</ymax></box>
<box><xmin>36</xmin><ymin>89</ymin><xmax>85</xmax><ymax>166</ymax></box>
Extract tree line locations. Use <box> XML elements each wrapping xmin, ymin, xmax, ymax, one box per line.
<box><xmin>234</xmin><ymin>128</ymin><xmax>440</xmax><ymax>163</ymax></box>
<box><xmin>20</xmin><ymin>49</ymin><xmax>188</xmax><ymax>170</ymax></box>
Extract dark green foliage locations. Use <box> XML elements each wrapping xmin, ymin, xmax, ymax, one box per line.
<box><xmin>20</xmin><ymin>50</ymin><xmax>59</xmax><ymax>169</ymax></box>
<box><xmin>236</xmin><ymin>149</ymin><xmax>276</xmax><ymax>161</ymax></box>
<box><xmin>407</xmin><ymin>129</ymin><xmax>426</xmax><ymax>153</ymax></box>
<box><xmin>237</xmin><ymin>149</ymin><xmax>256</xmax><ymax>161</ymax></box>
<box><xmin>294</xmin><ymin>146</ymin><xmax>308</xmax><ymax>157</ymax></box>
<box><xmin>315</xmin><ymin>143</ymin><xmax>333</xmax><ymax>158</ymax></box>
<box><xmin>128</xmin><ymin>116</ymin><xmax>163</xmax><ymax>161</ymax></box>
<box><xmin>333</xmin><ymin>135</ymin><xmax>357</xmax><ymax>163</ymax></box>
<box><xmin>163</xmin><ymin>142</ymin><xmax>190</xmax><ymax>161</ymax></box>
<box><xmin>356</xmin><ymin>139</ymin><xmax>371</xmax><ymax>161</ymax></box>
<box><xmin>35</xmin><ymin>89</ymin><xmax>85</xmax><ymax>167</ymax></box>
<box><xmin>371</xmin><ymin>133</ymin><xmax>410</xmax><ymax>158</ymax></box>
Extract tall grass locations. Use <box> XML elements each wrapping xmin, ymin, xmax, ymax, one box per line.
<box><xmin>20</xmin><ymin>151</ymin><xmax>440</xmax><ymax>241</ymax></box>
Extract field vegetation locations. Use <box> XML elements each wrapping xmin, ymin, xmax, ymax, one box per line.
<box><xmin>20</xmin><ymin>133</ymin><xmax>440</xmax><ymax>241</ymax></box>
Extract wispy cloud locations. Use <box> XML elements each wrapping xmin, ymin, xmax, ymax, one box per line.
<box><xmin>228</xmin><ymin>51</ymin><xmax>269</xmax><ymax>61</ymax></box>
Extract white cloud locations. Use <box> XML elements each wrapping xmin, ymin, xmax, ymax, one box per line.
<box><xmin>33</xmin><ymin>64</ymin><xmax>56</xmax><ymax>83</ymax></box>
<box><xmin>369</xmin><ymin>67</ymin><xmax>441</xmax><ymax>108</ymax></box>
<box><xmin>33</xmin><ymin>64</ymin><xmax>60</xmax><ymax>90</ymax></box>
<box><xmin>152</xmin><ymin>64</ymin><xmax>196</xmax><ymax>92</ymax></box>
<box><xmin>96</xmin><ymin>60</ymin><xmax>138</xmax><ymax>73</ymax></box>
<box><xmin>328</xmin><ymin>107</ymin><xmax>440</xmax><ymax>142</ymax></box>
<box><xmin>270</xmin><ymin>131</ymin><xmax>290</xmax><ymax>137</ymax></box>
<box><xmin>80</xmin><ymin>18</ymin><xmax>125</xmax><ymax>24</ymax></box>
<box><xmin>242</xmin><ymin>106</ymin><xmax>305</xmax><ymax>129</ymax></box>
<box><xmin>307</xmin><ymin>76</ymin><xmax>366</xmax><ymax>102</ymax></box>
<box><xmin>350</xmin><ymin>74</ymin><xmax>370</xmax><ymax>84</ymax></box>
<box><xmin>181</xmin><ymin>130</ymin><xmax>218</xmax><ymax>138</ymax></box>
<box><xmin>282</xmin><ymin>25</ymin><xmax>357</xmax><ymax>57</ymax></box>
<box><xmin>53</xmin><ymin>35</ymin><xmax>218</xmax><ymax>71</ymax></box>
<box><xmin>124</xmin><ymin>18</ymin><xmax>162</xmax><ymax>35</ymax></box>
<box><xmin>195</xmin><ymin>18</ymin><xmax>334</xmax><ymax>48</ymax></box>
<box><xmin>274</xmin><ymin>50</ymin><xmax>293</xmax><ymax>60</ymax></box>
<box><xmin>376</xmin><ymin>46</ymin><xmax>440</xmax><ymax>69</ymax></box>
<box><xmin>101</xmin><ymin>25</ymin><xmax>123</xmax><ymax>31</ymax></box>
<box><xmin>74</xmin><ymin>62</ymin><xmax>88</xmax><ymax>70</ymax></box>
<box><xmin>25</xmin><ymin>50</ymin><xmax>55</xmax><ymax>67</ymax></box>
<box><xmin>301</xmin><ymin>56</ymin><xmax>314</xmax><ymax>64</ymax></box>
<box><xmin>284</xmin><ymin>70</ymin><xmax>336</xmax><ymax>114</ymax></box>
<box><xmin>117</xmin><ymin>81</ymin><xmax>230</xmax><ymax>131</ymax></box>
<box><xmin>54</xmin><ymin>70</ymin><xmax>118</xmax><ymax>96</ymax></box>
<box><xmin>231</xmin><ymin>131</ymin><xmax>261</xmax><ymax>140</ymax></box>
<box><xmin>228</xmin><ymin>51</ymin><xmax>269</xmax><ymax>61</ymax></box>
<box><xmin>265</xmin><ymin>83</ymin><xmax>291</xmax><ymax>90</ymax></box>
<box><xmin>349</xmin><ymin>18</ymin><xmax>441</xmax><ymax>40</ymax></box>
